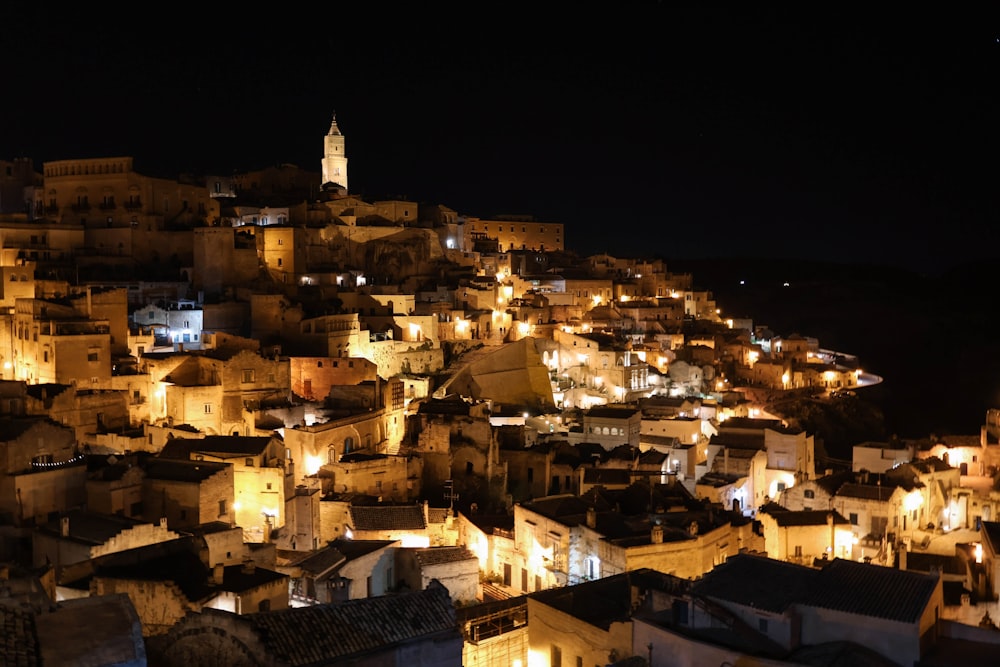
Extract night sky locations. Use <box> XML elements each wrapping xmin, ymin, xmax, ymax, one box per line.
<box><xmin>5</xmin><ymin>6</ymin><xmax>998</xmax><ymax>272</ymax></box>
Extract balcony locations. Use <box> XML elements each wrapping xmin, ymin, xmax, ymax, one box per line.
<box><xmin>124</xmin><ymin>200</ymin><xmax>142</xmax><ymax>211</ymax></box>
<box><xmin>99</xmin><ymin>201</ymin><xmax>117</xmax><ymax>211</ymax></box>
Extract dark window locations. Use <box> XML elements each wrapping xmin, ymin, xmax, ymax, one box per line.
<box><xmin>849</xmin><ymin>513</ymin><xmax>858</xmax><ymax>525</ymax></box>
<box><xmin>804</xmin><ymin>489</ymin><xmax>815</xmax><ymax>499</ymax></box>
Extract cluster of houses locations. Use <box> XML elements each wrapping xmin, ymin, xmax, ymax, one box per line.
<box><xmin>2</xmin><ymin>119</ymin><xmax>1000</xmax><ymax>665</ymax></box>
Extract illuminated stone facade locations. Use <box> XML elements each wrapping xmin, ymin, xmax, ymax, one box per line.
<box><xmin>321</xmin><ymin>113</ymin><xmax>348</xmax><ymax>191</ymax></box>
<box><xmin>41</xmin><ymin>157</ymin><xmax>217</xmax><ymax>230</ymax></box>
<box><xmin>12</xmin><ymin>296</ymin><xmax>112</xmax><ymax>385</ymax></box>
<box><xmin>463</xmin><ymin>217</ymin><xmax>563</xmax><ymax>253</ymax></box>
<box><xmin>141</xmin><ymin>347</ymin><xmax>290</xmax><ymax>436</ymax></box>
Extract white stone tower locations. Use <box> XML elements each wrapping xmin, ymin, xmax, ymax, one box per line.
<box><xmin>321</xmin><ymin>111</ymin><xmax>348</xmax><ymax>192</ymax></box>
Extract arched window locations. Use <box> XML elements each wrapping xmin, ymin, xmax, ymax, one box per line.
<box><xmin>344</xmin><ymin>436</ymin><xmax>355</xmax><ymax>453</ymax></box>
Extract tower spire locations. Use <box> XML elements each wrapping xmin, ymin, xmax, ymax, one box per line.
<box><xmin>322</xmin><ymin>111</ymin><xmax>348</xmax><ymax>192</ymax></box>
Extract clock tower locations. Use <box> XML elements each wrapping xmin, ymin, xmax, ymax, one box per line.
<box><xmin>321</xmin><ymin>112</ymin><xmax>348</xmax><ymax>192</ymax></box>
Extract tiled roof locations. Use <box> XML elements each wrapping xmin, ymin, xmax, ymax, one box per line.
<box><xmin>903</xmin><ymin>551</ymin><xmax>967</xmax><ymax>576</ymax></box>
<box><xmin>220</xmin><ymin>563</ymin><xmax>287</xmax><ymax>593</ymax></box>
<box><xmin>36</xmin><ymin>593</ymin><xmax>144</xmax><ymax>667</ymax></box>
<box><xmin>249</xmin><ymin>581</ymin><xmax>459</xmax><ymax>663</ymax></box>
<box><xmin>719</xmin><ymin>417</ymin><xmax>783</xmax><ymax>431</ymax></box>
<box><xmin>691</xmin><ymin>553</ymin><xmax>820</xmax><ymax>613</ymax></box>
<box><xmin>710</xmin><ymin>432</ymin><xmax>765</xmax><ymax>449</ymax></box>
<box><xmin>427</xmin><ymin>507</ymin><xmax>451</xmax><ymax>524</ymax></box>
<box><xmin>586</xmin><ymin>406</ymin><xmax>640</xmax><ymax>419</ymax></box>
<box><xmin>766</xmin><ymin>510</ymin><xmax>849</xmax><ymax>528</ymax></box>
<box><xmin>142</xmin><ymin>458</ymin><xmax>228</xmax><ymax>482</ymax></box>
<box><xmin>294</xmin><ymin>546</ymin><xmax>347</xmax><ymax>576</ymax></box>
<box><xmin>349</xmin><ymin>504</ymin><xmax>426</xmax><ymax>531</ymax></box>
<box><xmin>694</xmin><ymin>554</ymin><xmax>940</xmax><ymax>625</ymax></box>
<box><xmin>802</xmin><ymin>558</ymin><xmax>939</xmax><ymax>624</ymax></box>
<box><xmin>157</xmin><ymin>437</ymin><xmax>199</xmax><ymax>460</ymax></box>
<box><xmin>195</xmin><ymin>435</ymin><xmax>273</xmax><ymax>456</ymax></box>
<box><xmin>37</xmin><ymin>509</ymin><xmax>147</xmax><ymax>545</ymax></box>
<box><xmin>638</xmin><ymin>435</ymin><xmax>683</xmax><ymax>449</ymax></box>
<box><xmin>522</xmin><ymin>495</ymin><xmax>592</xmax><ymax>523</ymax></box>
<box><xmin>530</xmin><ymin>568</ymin><xmax>677</xmax><ymax>630</ymax></box>
<box><xmin>0</xmin><ymin>605</ymin><xmax>40</xmax><ymax>666</ymax></box>
<box><xmin>94</xmin><ymin>545</ymin><xmax>214</xmax><ymax>603</ymax></box>
<box><xmin>328</xmin><ymin>538</ymin><xmax>396</xmax><ymax>561</ymax></box>
<box><xmin>814</xmin><ymin>470</ymin><xmax>854</xmax><ymax>495</ymax></box>
<box><xmin>835</xmin><ymin>482</ymin><xmax>900</xmax><ymax>501</ymax></box>
<box><xmin>412</xmin><ymin>546</ymin><xmax>476</xmax><ymax>567</ymax></box>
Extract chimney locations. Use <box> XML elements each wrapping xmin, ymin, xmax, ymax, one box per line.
<box><xmin>899</xmin><ymin>543</ymin><xmax>908</xmax><ymax>571</ymax></box>
<box><xmin>586</xmin><ymin>506</ymin><xmax>597</xmax><ymax>529</ymax></box>
<box><xmin>651</xmin><ymin>523</ymin><xmax>664</xmax><ymax>544</ymax></box>
<box><xmin>159</xmin><ymin>517</ymin><xmax>168</xmax><ymax>528</ymax></box>
<box><xmin>212</xmin><ymin>563</ymin><xmax>224</xmax><ymax>585</ymax></box>
<box><xmin>61</xmin><ymin>516</ymin><xmax>70</xmax><ymax>537</ymax></box>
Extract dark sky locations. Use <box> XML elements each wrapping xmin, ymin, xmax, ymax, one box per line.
<box><xmin>4</xmin><ymin>6</ymin><xmax>998</xmax><ymax>272</ymax></box>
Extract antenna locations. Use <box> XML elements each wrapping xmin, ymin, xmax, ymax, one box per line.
<box><xmin>443</xmin><ymin>479</ymin><xmax>459</xmax><ymax>511</ymax></box>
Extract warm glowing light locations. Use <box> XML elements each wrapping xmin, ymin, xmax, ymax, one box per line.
<box><xmin>903</xmin><ymin>490</ymin><xmax>923</xmax><ymax>512</ymax></box>
<box><xmin>304</xmin><ymin>453</ymin><xmax>324</xmax><ymax>476</ymax></box>
<box><xmin>976</xmin><ymin>543</ymin><xmax>983</xmax><ymax>564</ymax></box>
<box><xmin>233</xmin><ymin>501</ymin><xmax>242</xmax><ymax>512</ymax></box>
<box><xmin>592</xmin><ymin>294</ymin><xmax>602</xmax><ymax>306</ymax></box>
<box><xmin>517</xmin><ymin>322</ymin><xmax>531</xmax><ymax>335</ymax></box>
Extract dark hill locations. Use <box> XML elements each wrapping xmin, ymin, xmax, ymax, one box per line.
<box><xmin>667</xmin><ymin>257</ymin><xmax>1000</xmax><ymax>443</ymax></box>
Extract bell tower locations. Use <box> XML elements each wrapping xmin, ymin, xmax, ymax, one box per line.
<box><xmin>321</xmin><ymin>112</ymin><xmax>348</xmax><ymax>192</ymax></box>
